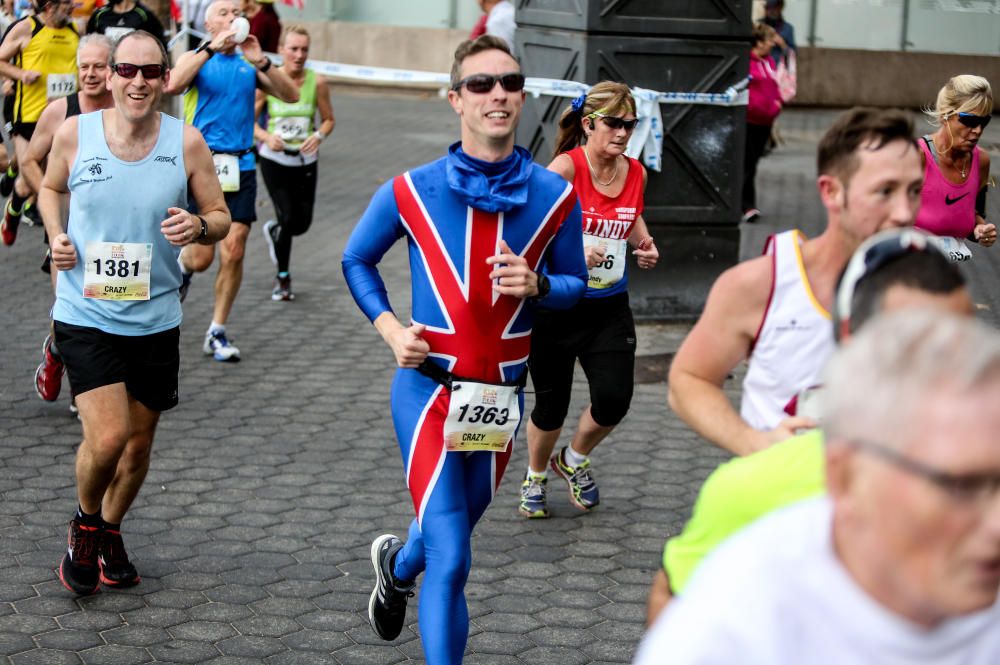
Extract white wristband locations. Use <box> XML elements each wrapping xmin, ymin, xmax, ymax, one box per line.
<box><xmin>313</xmin><ymin>131</ymin><xmax>325</xmax><ymax>143</ymax></box>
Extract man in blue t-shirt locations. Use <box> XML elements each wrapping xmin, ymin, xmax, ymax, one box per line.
<box><xmin>165</xmin><ymin>0</ymin><xmax>297</xmax><ymax>362</ymax></box>
<box><xmin>38</xmin><ymin>31</ymin><xmax>230</xmax><ymax>596</ymax></box>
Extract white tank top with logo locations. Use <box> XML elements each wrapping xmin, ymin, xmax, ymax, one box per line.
<box><xmin>740</xmin><ymin>230</ymin><xmax>835</xmax><ymax>430</ymax></box>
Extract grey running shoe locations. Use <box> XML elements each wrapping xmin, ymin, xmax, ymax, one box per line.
<box><xmin>519</xmin><ymin>473</ymin><xmax>549</xmax><ymax>518</ymax></box>
<box><xmin>550</xmin><ymin>447</ymin><xmax>600</xmax><ymax>511</ymax></box>
<box><xmin>271</xmin><ymin>274</ymin><xmax>294</xmax><ymax>301</ymax></box>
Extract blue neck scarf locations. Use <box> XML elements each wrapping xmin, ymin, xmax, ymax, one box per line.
<box><xmin>445</xmin><ymin>142</ymin><xmax>533</xmax><ymax>213</ymax></box>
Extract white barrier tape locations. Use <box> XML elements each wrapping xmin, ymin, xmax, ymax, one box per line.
<box><xmin>173</xmin><ymin>43</ymin><xmax>748</xmax><ymax>172</ymax></box>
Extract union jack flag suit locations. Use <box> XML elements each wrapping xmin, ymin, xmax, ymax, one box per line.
<box><xmin>343</xmin><ymin>142</ymin><xmax>587</xmax><ymax>664</ymax></box>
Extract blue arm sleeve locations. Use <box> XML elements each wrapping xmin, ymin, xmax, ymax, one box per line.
<box><xmin>537</xmin><ymin>199</ymin><xmax>587</xmax><ymax>310</ymax></box>
<box><xmin>341</xmin><ymin>180</ymin><xmax>405</xmax><ymax>323</ymax></box>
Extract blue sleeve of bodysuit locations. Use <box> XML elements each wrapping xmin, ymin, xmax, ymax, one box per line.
<box><xmin>538</xmin><ymin>199</ymin><xmax>588</xmax><ymax>310</ymax></box>
<box><xmin>342</xmin><ymin>180</ymin><xmax>404</xmax><ymax>323</ymax></box>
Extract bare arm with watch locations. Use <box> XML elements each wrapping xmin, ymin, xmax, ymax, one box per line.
<box><xmin>164</xmin><ymin>124</ymin><xmax>230</xmax><ymax>246</ymax></box>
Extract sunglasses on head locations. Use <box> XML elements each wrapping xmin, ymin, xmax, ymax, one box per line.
<box><xmin>112</xmin><ymin>63</ymin><xmax>165</xmax><ymax>80</ymax></box>
<box><xmin>592</xmin><ymin>113</ymin><xmax>639</xmax><ymax>131</ymax></box>
<box><xmin>956</xmin><ymin>112</ymin><xmax>991</xmax><ymax>130</ymax></box>
<box><xmin>453</xmin><ymin>72</ymin><xmax>525</xmax><ymax>94</ymax></box>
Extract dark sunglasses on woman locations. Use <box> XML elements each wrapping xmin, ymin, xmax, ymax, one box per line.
<box><xmin>112</xmin><ymin>63</ymin><xmax>165</xmax><ymax>80</ymax></box>
<box><xmin>956</xmin><ymin>112</ymin><xmax>991</xmax><ymax>130</ymax></box>
<box><xmin>452</xmin><ymin>72</ymin><xmax>525</xmax><ymax>94</ymax></box>
<box><xmin>593</xmin><ymin>114</ymin><xmax>639</xmax><ymax>131</ymax></box>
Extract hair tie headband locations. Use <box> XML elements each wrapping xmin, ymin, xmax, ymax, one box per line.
<box><xmin>571</xmin><ymin>92</ymin><xmax>587</xmax><ymax>113</ymax></box>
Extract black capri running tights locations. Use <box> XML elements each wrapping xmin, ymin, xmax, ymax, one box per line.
<box><xmin>529</xmin><ymin>291</ymin><xmax>637</xmax><ymax>431</ymax></box>
<box><xmin>259</xmin><ymin>157</ymin><xmax>318</xmax><ymax>273</ymax></box>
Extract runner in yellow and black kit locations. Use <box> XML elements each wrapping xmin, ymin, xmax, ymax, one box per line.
<box><xmin>0</xmin><ymin>0</ymin><xmax>78</xmax><ymax>247</ymax></box>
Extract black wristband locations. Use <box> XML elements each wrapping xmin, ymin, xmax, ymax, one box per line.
<box><xmin>197</xmin><ymin>216</ymin><xmax>209</xmax><ymax>241</ymax></box>
<box><xmin>257</xmin><ymin>56</ymin><xmax>272</xmax><ymax>73</ymax></box>
<box><xmin>195</xmin><ymin>41</ymin><xmax>215</xmax><ymax>58</ymax></box>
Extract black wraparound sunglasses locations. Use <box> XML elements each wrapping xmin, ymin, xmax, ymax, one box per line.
<box><xmin>112</xmin><ymin>63</ymin><xmax>166</xmax><ymax>79</ymax></box>
<box><xmin>957</xmin><ymin>112</ymin><xmax>991</xmax><ymax>130</ymax></box>
<box><xmin>592</xmin><ymin>113</ymin><xmax>639</xmax><ymax>131</ymax></box>
<box><xmin>453</xmin><ymin>72</ymin><xmax>525</xmax><ymax>94</ymax></box>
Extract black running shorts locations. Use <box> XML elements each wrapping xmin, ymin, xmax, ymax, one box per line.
<box><xmin>54</xmin><ymin>321</ymin><xmax>180</xmax><ymax>412</ymax></box>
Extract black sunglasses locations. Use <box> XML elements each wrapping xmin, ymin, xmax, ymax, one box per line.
<box><xmin>594</xmin><ymin>114</ymin><xmax>638</xmax><ymax>131</ymax></box>
<box><xmin>453</xmin><ymin>72</ymin><xmax>525</xmax><ymax>94</ymax></box>
<box><xmin>112</xmin><ymin>63</ymin><xmax>165</xmax><ymax>80</ymax></box>
<box><xmin>957</xmin><ymin>112</ymin><xmax>991</xmax><ymax>130</ymax></box>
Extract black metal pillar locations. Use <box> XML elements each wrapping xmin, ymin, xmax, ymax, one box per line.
<box><xmin>515</xmin><ymin>0</ymin><xmax>751</xmax><ymax>319</ymax></box>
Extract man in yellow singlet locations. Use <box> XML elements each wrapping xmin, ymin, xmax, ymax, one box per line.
<box><xmin>0</xmin><ymin>0</ymin><xmax>78</xmax><ymax>247</ymax></box>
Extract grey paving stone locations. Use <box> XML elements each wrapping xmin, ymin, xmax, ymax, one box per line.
<box><xmin>280</xmin><ymin>628</ymin><xmax>354</xmax><ymax>653</ymax></box>
<box><xmin>168</xmin><ymin>621</ymin><xmax>238</xmax><ymax>642</ymax></box>
<box><xmin>295</xmin><ymin>610</ymin><xmax>363</xmax><ymax>633</ymax></box>
<box><xmin>79</xmin><ymin>644</ymin><xmax>153</xmax><ymax>664</ymax></box>
<box><xmin>332</xmin><ymin>644</ymin><xmax>406</xmax><ymax>665</ymax></box>
<box><xmin>187</xmin><ymin>601</ymin><xmax>255</xmax><ymax>623</ymax></box>
<box><xmin>232</xmin><ymin>615</ymin><xmax>301</xmax><ymax>638</ymax></box>
<box><xmin>466</xmin><ymin>631</ymin><xmax>535</xmax><ymax>656</ymax></box>
<box><xmin>519</xmin><ymin>646</ymin><xmax>590</xmax><ymax>665</ymax></box>
<box><xmin>35</xmin><ymin>629</ymin><xmax>105</xmax><ymax>651</ymax></box>
<box><xmin>147</xmin><ymin>640</ymin><xmax>221</xmax><ymax>664</ymax></box>
<box><xmin>527</xmin><ymin>625</ymin><xmax>598</xmax><ymax>648</ymax></box>
<box><xmin>266</xmin><ymin>652</ymin><xmax>341</xmax><ymax>665</ymax></box>
<box><xmin>0</xmin><ymin>630</ymin><xmax>36</xmax><ymax>656</ymax></box>
<box><xmin>119</xmin><ymin>607</ymin><xmax>187</xmax><ymax>629</ymax></box>
<box><xmin>10</xmin><ymin>648</ymin><xmax>84</xmax><ymax>665</ymax></box>
<box><xmin>471</xmin><ymin>612</ymin><xmax>542</xmax><ymax>634</ymax></box>
<box><xmin>101</xmin><ymin>625</ymin><xmax>171</xmax><ymax>648</ymax></box>
<box><xmin>216</xmin><ymin>635</ymin><xmax>287</xmax><ymax>658</ymax></box>
<box><xmin>0</xmin><ymin>613</ymin><xmax>59</xmax><ymax>634</ymax></box>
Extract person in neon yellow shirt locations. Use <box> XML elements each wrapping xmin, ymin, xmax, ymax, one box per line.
<box><xmin>647</xmin><ymin>228</ymin><xmax>975</xmax><ymax>624</ymax></box>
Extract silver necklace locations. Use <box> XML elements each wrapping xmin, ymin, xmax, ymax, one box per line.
<box><xmin>959</xmin><ymin>153</ymin><xmax>970</xmax><ymax>179</ymax></box>
<box><xmin>584</xmin><ymin>148</ymin><xmax>618</xmax><ymax>187</ymax></box>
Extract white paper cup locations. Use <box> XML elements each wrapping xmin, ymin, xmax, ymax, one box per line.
<box><xmin>231</xmin><ymin>17</ymin><xmax>250</xmax><ymax>44</ymax></box>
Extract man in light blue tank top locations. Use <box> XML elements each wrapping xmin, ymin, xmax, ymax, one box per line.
<box><xmin>165</xmin><ymin>0</ymin><xmax>297</xmax><ymax>362</ymax></box>
<box><xmin>37</xmin><ymin>31</ymin><xmax>231</xmax><ymax>596</ymax></box>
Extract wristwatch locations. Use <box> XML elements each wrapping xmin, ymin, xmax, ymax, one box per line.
<box><xmin>257</xmin><ymin>56</ymin><xmax>272</xmax><ymax>73</ymax></box>
<box><xmin>195</xmin><ymin>41</ymin><xmax>215</xmax><ymax>58</ymax></box>
<box><xmin>532</xmin><ymin>272</ymin><xmax>550</xmax><ymax>301</ymax></box>
<box><xmin>197</xmin><ymin>216</ymin><xmax>209</xmax><ymax>241</ymax></box>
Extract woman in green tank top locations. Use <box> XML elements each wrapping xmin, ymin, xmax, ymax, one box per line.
<box><xmin>253</xmin><ymin>25</ymin><xmax>335</xmax><ymax>301</ymax></box>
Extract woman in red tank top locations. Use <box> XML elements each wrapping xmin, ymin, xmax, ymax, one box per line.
<box><xmin>519</xmin><ymin>81</ymin><xmax>659</xmax><ymax>520</ymax></box>
<box><xmin>916</xmin><ymin>75</ymin><xmax>995</xmax><ymax>255</ymax></box>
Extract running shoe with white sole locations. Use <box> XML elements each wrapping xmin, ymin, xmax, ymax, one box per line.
<box><xmin>550</xmin><ymin>447</ymin><xmax>600</xmax><ymax>511</ymax></box>
<box><xmin>203</xmin><ymin>330</ymin><xmax>241</xmax><ymax>362</ymax></box>
<box><xmin>271</xmin><ymin>274</ymin><xmax>294</xmax><ymax>301</ymax></box>
<box><xmin>368</xmin><ymin>534</ymin><xmax>415</xmax><ymax>641</ymax></box>
<box><xmin>519</xmin><ymin>473</ymin><xmax>549</xmax><ymax>518</ymax></box>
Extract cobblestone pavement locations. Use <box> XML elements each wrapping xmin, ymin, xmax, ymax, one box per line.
<box><xmin>1</xmin><ymin>95</ymin><xmax>998</xmax><ymax>664</ymax></box>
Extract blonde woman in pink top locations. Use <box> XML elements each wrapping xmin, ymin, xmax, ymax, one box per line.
<box><xmin>915</xmin><ymin>75</ymin><xmax>995</xmax><ymax>260</ymax></box>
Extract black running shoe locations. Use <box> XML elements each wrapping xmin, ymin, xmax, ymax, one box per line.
<box><xmin>99</xmin><ymin>527</ymin><xmax>141</xmax><ymax>588</ymax></box>
<box><xmin>0</xmin><ymin>165</ymin><xmax>16</xmax><ymax>198</ymax></box>
<box><xmin>368</xmin><ymin>534</ymin><xmax>415</xmax><ymax>641</ymax></box>
<box><xmin>22</xmin><ymin>201</ymin><xmax>40</xmax><ymax>227</ymax></box>
<box><xmin>58</xmin><ymin>519</ymin><xmax>101</xmax><ymax>595</ymax></box>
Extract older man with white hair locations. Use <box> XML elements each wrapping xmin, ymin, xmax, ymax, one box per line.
<box><xmin>636</xmin><ymin>309</ymin><xmax>1000</xmax><ymax>664</ymax></box>
<box><xmin>165</xmin><ymin>0</ymin><xmax>297</xmax><ymax>362</ymax></box>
